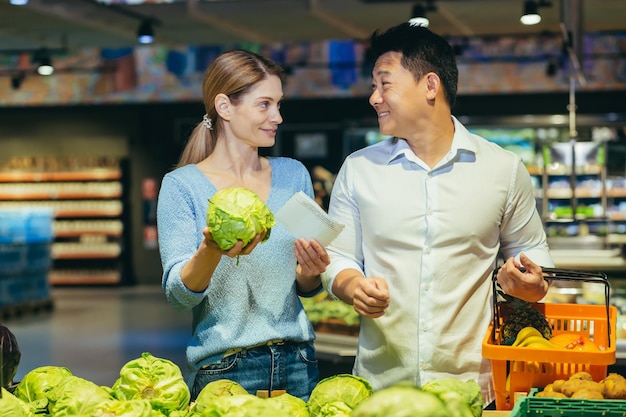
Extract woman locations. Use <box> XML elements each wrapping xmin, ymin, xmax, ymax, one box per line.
<box><xmin>157</xmin><ymin>49</ymin><xmax>329</xmax><ymax>401</ymax></box>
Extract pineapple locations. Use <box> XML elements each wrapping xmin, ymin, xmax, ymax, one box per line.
<box><xmin>498</xmin><ymin>291</ymin><xmax>552</xmax><ymax>344</ymax></box>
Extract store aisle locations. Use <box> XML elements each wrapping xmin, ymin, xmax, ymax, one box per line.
<box><xmin>5</xmin><ymin>285</ymin><xmax>191</xmax><ymax>387</ymax></box>
<box><xmin>4</xmin><ymin>285</ymin><xmax>354</xmax><ymax>388</ymax></box>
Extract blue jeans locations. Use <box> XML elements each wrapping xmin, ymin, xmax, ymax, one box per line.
<box><xmin>192</xmin><ymin>341</ymin><xmax>319</xmax><ymax>402</ymax></box>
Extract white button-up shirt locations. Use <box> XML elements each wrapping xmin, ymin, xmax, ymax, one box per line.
<box><xmin>322</xmin><ymin>117</ymin><xmax>554</xmax><ymax>402</ymax></box>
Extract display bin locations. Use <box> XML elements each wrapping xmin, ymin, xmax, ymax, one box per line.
<box><xmin>509</xmin><ymin>388</ymin><xmax>626</xmax><ymax>417</ymax></box>
<box><xmin>482</xmin><ymin>267</ymin><xmax>617</xmax><ymax>411</ymax></box>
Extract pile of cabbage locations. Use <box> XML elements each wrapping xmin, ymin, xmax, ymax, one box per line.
<box><xmin>0</xmin><ymin>351</ymin><xmax>484</xmax><ymax>417</ymax></box>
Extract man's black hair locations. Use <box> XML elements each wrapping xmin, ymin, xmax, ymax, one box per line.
<box><xmin>369</xmin><ymin>22</ymin><xmax>459</xmax><ymax>108</ymax></box>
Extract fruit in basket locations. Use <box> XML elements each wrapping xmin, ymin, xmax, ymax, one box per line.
<box><xmin>511</xmin><ymin>327</ymin><xmax>556</xmax><ymax>348</ymax></box>
<box><xmin>499</xmin><ymin>296</ymin><xmax>552</xmax><ymax>344</ymax></box>
<box><xmin>549</xmin><ymin>333</ymin><xmax>602</xmax><ymax>351</ymax></box>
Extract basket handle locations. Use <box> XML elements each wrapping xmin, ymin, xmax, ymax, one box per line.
<box><xmin>491</xmin><ymin>266</ymin><xmax>612</xmax><ymax>348</ymax></box>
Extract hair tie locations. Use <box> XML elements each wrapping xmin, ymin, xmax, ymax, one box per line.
<box><xmin>202</xmin><ymin>114</ymin><xmax>213</xmax><ymax>130</ymax></box>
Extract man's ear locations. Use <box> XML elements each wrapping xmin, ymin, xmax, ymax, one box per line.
<box><xmin>425</xmin><ymin>73</ymin><xmax>440</xmax><ymax>100</ymax></box>
<box><xmin>215</xmin><ymin>93</ymin><xmax>231</xmax><ymax>121</ymax></box>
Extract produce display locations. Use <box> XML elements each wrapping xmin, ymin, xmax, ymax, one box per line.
<box><xmin>351</xmin><ymin>378</ymin><xmax>483</xmax><ymax>417</ymax></box>
<box><xmin>300</xmin><ymin>294</ymin><xmax>361</xmax><ymax>335</ymax></box>
<box><xmin>534</xmin><ymin>371</ymin><xmax>626</xmax><ymax>400</ymax></box>
<box><xmin>206</xmin><ymin>187</ymin><xmax>275</xmax><ymax>251</ymax></box>
<box><xmin>0</xmin><ymin>349</ymin><xmax>485</xmax><ymax>417</ymax></box>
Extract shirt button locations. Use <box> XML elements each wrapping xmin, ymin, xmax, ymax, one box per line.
<box><xmin>426</xmin><ymin>208</ymin><xmax>432</xmax><ymax>216</ymax></box>
<box><xmin>424</xmin><ymin>247</ymin><xmax>431</xmax><ymax>254</ymax></box>
<box><xmin>424</xmin><ymin>284</ymin><xmax>430</xmax><ymax>291</ymax></box>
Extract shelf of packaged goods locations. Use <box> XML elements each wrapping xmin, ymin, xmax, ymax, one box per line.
<box><xmin>53</xmin><ymin>220</ymin><xmax>124</xmax><ymax>237</ymax></box>
<box><xmin>48</xmin><ymin>270</ymin><xmax>121</xmax><ymax>285</ymax></box>
<box><xmin>0</xmin><ymin>182</ymin><xmax>123</xmax><ymax>201</ymax></box>
<box><xmin>51</xmin><ymin>243</ymin><xmax>121</xmax><ymax>259</ymax></box>
<box><xmin>0</xmin><ymin>191</ymin><xmax>123</xmax><ymax>200</ymax></box>
<box><xmin>53</xmin><ymin>230</ymin><xmax>123</xmax><ymax>238</ymax></box>
<box><xmin>0</xmin><ymin>170</ymin><xmax>122</xmax><ymax>182</ymax></box>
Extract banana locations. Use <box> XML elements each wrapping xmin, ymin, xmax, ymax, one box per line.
<box><xmin>520</xmin><ymin>336</ymin><xmax>557</xmax><ymax>349</ymax></box>
<box><xmin>512</xmin><ymin>327</ymin><xmax>545</xmax><ymax>347</ymax></box>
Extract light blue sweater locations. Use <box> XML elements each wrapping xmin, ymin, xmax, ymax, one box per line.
<box><xmin>157</xmin><ymin>158</ymin><xmax>317</xmax><ymax>385</ymax></box>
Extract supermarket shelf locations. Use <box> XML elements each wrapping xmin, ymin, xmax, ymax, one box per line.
<box><xmin>0</xmin><ymin>170</ymin><xmax>121</xmax><ymax>182</ymax></box>
<box><xmin>49</xmin><ymin>270</ymin><xmax>121</xmax><ymax>285</ymax></box>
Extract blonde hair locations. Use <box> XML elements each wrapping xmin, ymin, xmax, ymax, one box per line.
<box><xmin>176</xmin><ymin>49</ymin><xmax>285</xmax><ymax>167</ymax></box>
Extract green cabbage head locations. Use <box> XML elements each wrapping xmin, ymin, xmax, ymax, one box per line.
<box><xmin>206</xmin><ymin>187</ymin><xmax>275</xmax><ymax>250</ymax></box>
<box><xmin>93</xmin><ymin>398</ymin><xmax>154</xmax><ymax>417</ymax></box>
<box><xmin>420</xmin><ymin>378</ymin><xmax>484</xmax><ymax>417</ymax></box>
<box><xmin>193</xmin><ymin>393</ymin><xmax>260</xmax><ymax>415</ymax></box>
<box><xmin>308</xmin><ymin>374</ymin><xmax>373</xmax><ymax>417</ymax></box>
<box><xmin>48</xmin><ymin>375</ymin><xmax>113</xmax><ymax>417</ymax></box>
<box><xmin>317</xmin><ymin>401</ymin><xmax>352</xmax><ymax>416</ymax></box>
<box><xmin>14</xmin><ymin>364</ymin><xmax>74</xmax><ymax>414</ymax></box>
<box><xmin>266</xmin><ymin>393</ymin><xmax>309</xmax><ymax>417</ymax></box>
<box><xmin>0</xmin><ymin>388</ymin><xmax>33</xmax><ymax>417</ymax></box>
<box><xmin>111</xmin><ymin>352</ymin><xmax>190</xmax><ymax>415</ymax></box>
<box><xmin>352</xmin><ymin>383</ymin><xmax>452</xmax><ymax>417</ymax></box>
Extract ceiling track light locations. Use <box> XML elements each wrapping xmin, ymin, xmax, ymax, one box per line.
<box><xmin>409</xmin><ymin>1</ymin><xmax>436</xmax><ymax>28</ymax></box>
<box><xmin>9</xmin><ymin>0</ymin><xmax>29</xmax><ymax>5</ymax></box>
<box><xmin>520</xmin><ymin>0</ymin><xmax>552</xmax><ymax>26</ymax></box>
<box><xmin>33</xmin><ymin>48</ymin><xmax>54</xmax><ymax>76</ymax></box>
<box><xmin>137</xmin><ymin>19</ymin><xmax>155</xmax><ymax>45</ymax></box>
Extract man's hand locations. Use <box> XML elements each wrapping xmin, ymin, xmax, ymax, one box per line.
<box><xmin>497</xmin><ymin>253</ymin><xmax>549</xmax><ymax>302</ymax></box>
<box><xmin>352</xmin><ymin>277</ymin><xmax>390</xmax><ymax>318</ymax></box>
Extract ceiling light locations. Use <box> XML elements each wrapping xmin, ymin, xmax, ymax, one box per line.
<box><xmin>34</xmin><ymin>49</ymin><xmax>54</xmax><ymax>76</ymax></box>
<box><xmin>137</xmin><ymin>19</ymin><xmax>155</xmax><ymax>44</ymax></box>
<box><xmin>409</xmin><ymin>4</ymin><xmax>429</xmax><ymax>27</ymax></box>
<box><xmin>520</xmin><ymin>1</ymin><xmax>541</xmax><ymax>25</ymax></box>
<box><xmin>9</xmin><ymin>0</ymin><xmax>29</xmax><ymax>5</ymax></box>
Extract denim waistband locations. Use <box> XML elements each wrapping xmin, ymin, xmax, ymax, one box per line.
<box><xmin>222</xmin><ymin>339</ymin><xmax>287</xmax><ymax>358</ymax></box>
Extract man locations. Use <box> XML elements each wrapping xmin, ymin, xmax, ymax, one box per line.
<box><xmin>321</xmin><ymin>22</ymin><xmax>554</xmax><ymax>404</ymax></box>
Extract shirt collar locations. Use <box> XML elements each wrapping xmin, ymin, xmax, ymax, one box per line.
<box><xmin>387</xmin><ymin>116</ymin><xmax>477</xmax><ymax>167</ymax></box>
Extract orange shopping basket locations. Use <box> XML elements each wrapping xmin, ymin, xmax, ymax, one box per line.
<box><xmin>482</xmin><ymin>267</ymin><xmax>617</xmax><ymax>411</ymax></box>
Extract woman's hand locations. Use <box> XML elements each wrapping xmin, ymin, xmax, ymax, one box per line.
<box><xmin>295</xmin><ymin>238</ymin><xmax>330</xmax><ymax>294</ymax></box>
<box><xmin>202</xmin><ymin>227</ymin><xmax>267</xmax><ymax>258</ymax></box>
<box><xmin>295</xmin><ymin>238</ymin><xmax>330</xmax><ymax>278</ymax></box>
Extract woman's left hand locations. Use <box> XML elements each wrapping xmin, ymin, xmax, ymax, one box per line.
<box><xmin>295</xmin><ymin>238</ymin><xmax>330</xmax><ymax>278</ymax></box>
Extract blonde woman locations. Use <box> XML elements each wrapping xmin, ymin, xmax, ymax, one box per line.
<box><xmin>157</xmin><ymin>49</ymin><xmax>329</xmax><ymax>401</ymax></box>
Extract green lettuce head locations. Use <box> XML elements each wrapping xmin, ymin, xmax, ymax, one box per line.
<box><xmin>352</xmin><ymin>383</ymin><xmax>452</xmax><ymax>417</ymax></box>
<box><xmin>266</xmin><ymin>393</ymin><xmax>309</xmax><ymax>417</ymax></box>
<box><xmin>420</xmin><ymin>378</ymin><xmax>484</xmax><ymax>417</ymax></box>
<box><xmin>308</xmin><ymin>374</ymin><xmax>373</xmax><ymax>417</ymax></box>
<box><xmin>111</xmin><ymin>352</ymin><xmax>190</xmax><ymax>415</ymax></box>
<box><xmin>48</xmin><ymin>375</ymin><xmax>113</xmax><ymax>417</ymax></box>
<box><xmin>193</xmin><ymin>393</ymin><xmax>260</xmax><ymax>415</ymax></box>
<box><xmin>93</xmin><ymin>398</ymin><xmax>154</xmax><ymax>417</ymax></box>
<box><xmin>206</xmin><ymin>187</ymin><xmax>275</xmax><ymax>250</ymax></box>
<box><xmin>0</xmin><ymin>388</ymin><xmax>33</xmax><ymax>417</ymax></box>
<box><xmin>13</xmin><ymin>365</ymin><xmax>73</xmax><ymax>406</ymax></box>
